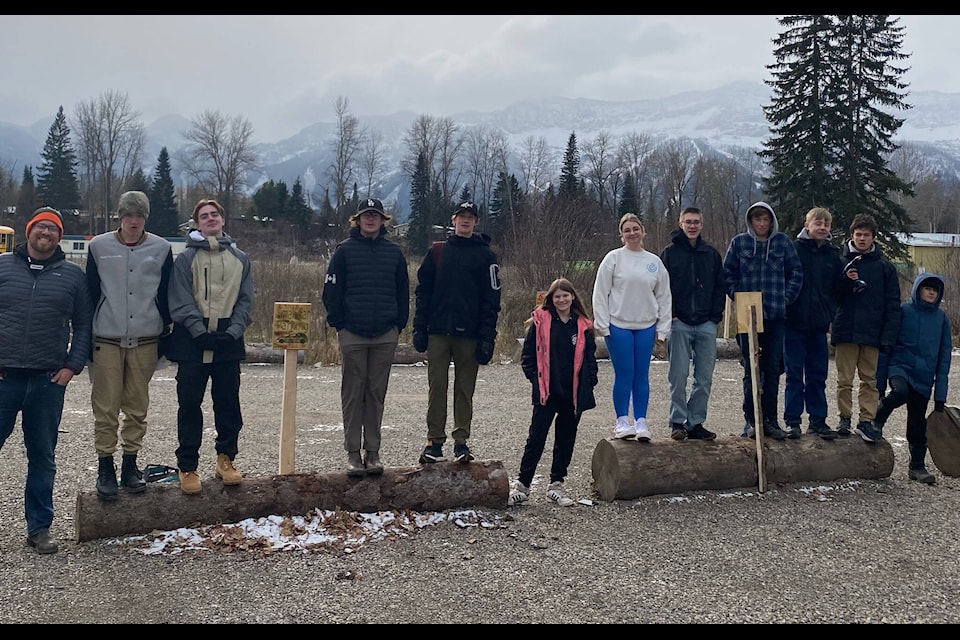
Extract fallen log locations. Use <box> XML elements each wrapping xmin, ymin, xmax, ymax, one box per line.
<box><xmin>75</xmin><ymin>460</ymin><xmax>508</xmax><ymax>542</ymax></box>
<box><xmin>591</xmin><ymin>435</ymin><xmax>894</xmax><ymax>501</ymax></box>
<box><xmin>926</xmin><ymin>406</ymin><xmax>960</xmax><ymax>477</ymax></box>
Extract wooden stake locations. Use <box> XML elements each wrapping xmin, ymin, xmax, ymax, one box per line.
<box><xmin>748</xmin><ymin>304</ymin><xmax>766</xmax><ymax>492</ymax></box>
<box><xmin>278</xmin><ymin>348</ymin><xmax>298</xmax><ymax>474</ymax></box>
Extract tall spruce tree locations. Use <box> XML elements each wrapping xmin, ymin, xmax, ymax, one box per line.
<box><xmin>407</xmin><ymin>152</ymin><xmax>432</xmax><ymax>255</ymax></box>
<box><xmin>289</xmin><ymin>177</ymin><xmax>313</xmax><ymax>226</ymax></box>
<box><xmin>148</xmin><ymin>147</ymin><xmax>180</xmax><ymax>237</ymax></box>
<box><xmin>760</xmin><ymin>15</ymin><xmax>913</xmax><ymax>250</ymax></box>
<box><xmin>618</xmin><ymin>172</ymin><xmax>640</xmax><ymax>217</ymax></box>
<box><xmin>17</xmin><ymin>166</ymin><xmax>36</xmax><ymax>220</ymax></box>
<box><xmin>559</xmin><ymin>132</ymin><xmax>583</xmax><ymax>200</ymax></box>
<box><xmin>35</xmin><ymin>106</ymin><xmax>81</xmax><ymax>213</ymax></box>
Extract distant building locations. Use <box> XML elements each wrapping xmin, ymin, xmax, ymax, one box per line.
<box><xmin>893</xmin><ymin>232</ymin><xmax>960</xmax><ymax>276</ymax></box>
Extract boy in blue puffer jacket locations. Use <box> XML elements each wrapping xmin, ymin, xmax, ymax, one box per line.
<box><xmin>874</xmin><ymin>273</ymin><xmax>951</xmax><ymax>484</ymax></box>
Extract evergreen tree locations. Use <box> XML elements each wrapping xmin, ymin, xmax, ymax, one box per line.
<box><xmin>407</xmin><ymin>152</ymin><xmax>432</xmax><ymax>255</ymax></box>
<box><xmin>760</xmin><ymin>15</ymin><xmax>913</xmax><ymax>250</ymax></box>
<box><xmin>124</xmin><ymin>168</ymin><xmax>150</xmax><ymax>194</ymax></box>
<box><xmin>35</xmin><ymin>106</ymin><xmax>81</xmax><ymax>213</ymax></box>
<box><xmin>252</xmin><ymin>180</ymin><xmax>281</xmax><ymax>220</ymax></box>
<box><xmin>289</xmin><ymin>177</ymin><xmax>313</xmax><ymax>226</ymax></box>
<box><xmin>17</xmin><ymin>166</ymin><xmax>36</xmax><ymax>219</ymax></box>
<box><xmin>490</xmin><ymin>171</ymin><xmax>523</xmax><ymax>241</ymax></box>
<box><xmin>618</xmin><ymin>172</ymin><xmax>639</xmax><ymax>217</ymax></box>
<box><xmin>559</xmin><ymin>132</ymin><xmax>583</xmax><ymax>200</ymax></box>
<box><xmin>147</xmin><ymin>147</ymin><xmax>180</xmax><ymax>237</ymax></box>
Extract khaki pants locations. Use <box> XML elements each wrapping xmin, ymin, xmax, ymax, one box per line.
<box><xmin>834</xmin><ymin>342</ymin><xmax>880</xmax><ymax>422</ymax></box>
<box><xmin>425</xmin><ymin>335</ymin><xmax>479</xmax><ymax>445</ymax></box>
<box><xmin>338</xmin><ymin>327</ymin><xmax>399</xmax><ymax>453</ymax></box>
<box><xmin>91</xmin><ymin>340</ymin><xmax>158</xmax><ymax>456</ymax></box>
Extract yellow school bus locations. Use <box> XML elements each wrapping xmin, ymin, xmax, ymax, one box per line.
<box><xmin>0</xmin><ymin>225</ymin><xmax>13</xmax><ymax>253</ymax></box>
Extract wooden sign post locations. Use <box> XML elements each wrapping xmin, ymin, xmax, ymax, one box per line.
<box><xmin>272</xmin><ymin>302</ymin><xmax>311</xmax><ymax>474</ymax></box>
<box><xmin>736</xmin><ymin>292</ymin><xmax>766</xmax><ymax>493</ymax></box>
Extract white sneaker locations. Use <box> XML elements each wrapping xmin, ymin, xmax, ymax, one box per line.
<box><xmin>508</xmin><ymin>480</ymin><xmax>530</xmax><ymax>506</ymax></box>
<box><xmin>546</xmin><ymin>481</ymin><xmax>575</xmax><ymax>507</ymax></box>
<box><xmin>613</xmin><ymin>416</ymin><xmax>636</xmax><ymax>439</ymax></box>
<box><xmin>635</xmin><ymin>417</ymin><xmax>652</xmax><ymax>442</ymax></box>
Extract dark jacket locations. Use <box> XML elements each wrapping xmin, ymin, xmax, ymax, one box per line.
<box><xmin>785</xmin><ymin>230</ymin><xmax>844</xmax><ymax>333</ymax></box>
<box><xmin>660</xmin><ymin>228</ymin><xmax>725</xmax><ymax>326</ymax></box>
<box><xmin>877</xmin><ymin>273</ymin><xmax>951</xmax><ymax>401</ymax></box>
<box><xmin>830</xmin><ymin>240</ymin><xmax>901</xmax><ymax>348</ymax></box>
<box><xmin>165</xmin><ymin>232</ymin><xmax>253</xmax><ymax>363</ymax></box>
<box><xmin>0</xmin><ymin>244</ymin><xmax>93</xmax><ymax>374</ymax></box>
<box><xmin>322</xmin><ymin>226</ymin><xmax>409</xmax><ymax>337</ymax></box>
<box><xmin>521</xmin><ymin>308</ymin><xmax>598</xmax><ymax>414</ymax></box>
<box><xmin>413</xmin><ymin>232</ymin><xmax>501</xmax><ymax>343</ymax></box>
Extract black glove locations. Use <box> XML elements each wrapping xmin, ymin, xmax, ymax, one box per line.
<box><xmin>935</xmin><ymin>401</ymin><xmax>945</xmax><ymax>413</ymax></box>
<box><xmin>211</xmin><ymin>331</ymin><xmax>235</xmax><ymax>347</ymax></box>
<box><xmin>194</xmin><ymin>332</ymin><xmax>218</xmax><ymax>351</ymax></box>
<box><xmin>413</xmin><ymin>331</ymin><xmax>428</xmax><ymax>353</ymax></box>
<box><xmin>475</xmin><ymin>340</ymin><xmax>494</xmax><ymax>365</ymax></box>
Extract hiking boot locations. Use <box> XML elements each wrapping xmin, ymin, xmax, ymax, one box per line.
<box><xmin>908</xmin><ymin>468</ymin><xmax>936</xmax><ymax>484</ymax></box>
<box><xmin>613</xmin><ymin>416</ymin><xmax>636</xmax><ymax>440</ymax></box>
<box><xmin>670</xmin><ymin>423</ymin><xmax>688</xmax><ymax>441</ymax></box>
<box><xmin>508</xmin><ymin>480</ymin><xmax>530</xmax><ymax>507</ymax></box>
<box><xmin>787</xmin><ymin>425</ymin><xmax>802</xmax><ymax>439</ymax></box>
<box><xmin>762</xmin><ymin>420</ymin><xmax>789</xmax><ymax>441</ymax></box>
<box><xmin>808</xmin><ymin>419</ymin><xmax>838</xmax><ymax>441</ymax></box>
<box><xmin>687</xmin><ymin>424</ymin><xmax>717</xmax><ymax>441</ymax></box>
<box><xmin>854</xmin><ymin>420</ymin><xmax>883</xmax><ymax>443</ymax></box>
<box><xmin>836</xmin><ymin>416</ymin><xmax>853</xmax><ymax>437</ymax></box>
<box><xmin>634</xmin><ymin>418</ymin><xmax>652</xmax><ymax>442</ymax></box>
<box><xmin>346</xmin><ymin>450</ymin><xmax>366</xmax><ymax>477</ymax></box>
<box><xmin>178</xmin><ymin>470</ymin><xmax>202</xmax><ymax>495</ymax></box>
<box><xmin>25</xmin><ymin>528</ymin><xmax>58</xmax><ymax>554</ymax></box>
<box><xmin>453</xmin><ymin>442</ymin><xmax>475</xmax><ymax>463</ymax></box>
<box><xmin>546</xmin><ymin>481</ymin><xmax>575</xmax><ymax>507</ymax></box>
<box><xmin>96</xmin><ymin>455</ymin><xmax>118</xmax><ymax>501</ymax></box>
<box><xmin>419</xmin><ymin>442</ymin><xmax>445</xmax><ymax>464</ymax></box>
<box><xmin>120</xmin><ymin>453</ymin><xmax>147</xmax><ymax>493</ymax></box>
<box><xmin>215</xmin><ymin>453</ymin><xmax>242</xmax><ymax>485</ymax></box>
<box><xmin>364</xmin><ymin>450</ymin><xmax>384</xmax><ymax>475</ymax></box>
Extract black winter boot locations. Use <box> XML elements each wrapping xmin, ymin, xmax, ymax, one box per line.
<box><xmin>96</xmin><ymin>456</ymin><xmax>118</xmax><ymax>501</ymax></box>
<box><xmin>120</xmin><ymin>453</ymin><xmax>147</xmax><ymax>493</ymax></box>
<box><xmin>908</xmin><ymin>444</ymin><xmax>936</xmax><ymax>485</ymax></box>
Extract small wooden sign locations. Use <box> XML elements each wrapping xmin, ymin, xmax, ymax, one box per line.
<box><xmin>272</xmin><ymin>302</ymin><xmax>311</xmax><ymax>349</ymax></box>
<box><xmin>734</xmin><ymin>292</ymin><xmax>764</xmax><ymax>334</ymax></box>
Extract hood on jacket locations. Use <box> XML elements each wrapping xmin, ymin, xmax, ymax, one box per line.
<box><xmin>669</xmin><ymin>226</ymin><xmax>705</xmax><ymax>249</ymax></box>
<box><xmin>744</xmin><ymin>201</ymin><xmax>778</xmax><ymax>258</ymax></box>
<box><xmin>797</xmin><ymin>227</ymin><xmax>834</xmax><ymax>242</ymax></box>
<box><xmin>186</xmin><ymin>230</ymin><xmax>237</xmax><ymax>250</ymax></box>
<box><xmin>912</xmin><ymin>272</ymin><xmax>945</xmax><ymax>309</ymax></box>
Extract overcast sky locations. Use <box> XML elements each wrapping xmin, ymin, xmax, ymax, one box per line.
<box><xmin>1</xmin><ymin>15</ymin><xmax>955</xmax><ymax>142</ymax></box>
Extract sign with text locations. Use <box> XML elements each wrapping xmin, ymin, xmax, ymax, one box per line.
<box><xmin>272</xmin><ymin>302</ymin><xmax>311</xmax><ymax>349</ymax></box>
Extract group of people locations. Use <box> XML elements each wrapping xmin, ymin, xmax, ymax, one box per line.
<box><xmin>0</xmin><ymin>194</ymin><xmax>950</xmax><ymax>554</ymax></box>
<box><xmin>0</xmin><ymin>194</ymin><xmax>253</xmax><ymax>554</ymax></box>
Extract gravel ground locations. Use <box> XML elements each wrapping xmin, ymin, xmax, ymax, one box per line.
<box><xmin>1</xmin><ymin>355</ymin><xmax>959</xmax><ymax>624</ymax></box>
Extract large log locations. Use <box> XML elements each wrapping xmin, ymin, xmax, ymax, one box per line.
<box><xmin>926</xmin><ymin>406</ymin><xmax>960</xmax><ymax>477</ymax></box>
<box><xmin>75</xmin><ymin>460</ymin><xmax>508</xmax><ymax>542</ymax></box>
<box><xmin>591</xmin><ymin>435</ymin><xmax>894</xmax><ymax>501</ymax></box>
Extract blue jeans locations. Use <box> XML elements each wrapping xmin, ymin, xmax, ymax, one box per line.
<box><xmin>0</xmin><ymin>370</ymin><xmax>66</xmax><ymax>536</ymax></box>
<box><xmin>605</xmin><ymin>323</ymin><xmax>656</xmax><ymax>420</ymax></box>
<box><xmin>667</xmin><ymin>320</ymin><xmax>717</xmax><ymax>427</ymax></box>
<box><xmin>736</xmin><ymin>318</ymin><xmax>785</xmax><ymax>426</ymax></box>
<box><xmin>783</xmin><ymin>327</ymin><xmax>829</xmax><ymax>426</ymax></box>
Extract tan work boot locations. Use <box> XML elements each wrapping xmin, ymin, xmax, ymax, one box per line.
<box><xmin>179</xmin><ymin>470</ymin><xmax>202</xmax><ymax>495</ymax></box>
<box><xmin>215</xmin><ymin>453</ymin><xmax>242</xmax><ymax>485</ymax></box>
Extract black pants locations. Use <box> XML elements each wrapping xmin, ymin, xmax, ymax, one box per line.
<box><xmin>175</xmin><ymin>360</ymin><xmax>243</xmax><ymax>471</ymax></box>
<box><xmin>875</xmin><ymin>376</ymin><xmax>929</xmax><ymax>448</ymax></box>
<box><xmin>517</xmin><ymin>396</ymin><xmax>580</xmax><ymax>487</ymax></box>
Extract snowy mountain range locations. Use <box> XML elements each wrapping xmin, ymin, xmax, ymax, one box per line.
<box><xmin>3</xmin><ymin>81</ymin><xmax>960</xmax><ymax>218</ymax></box>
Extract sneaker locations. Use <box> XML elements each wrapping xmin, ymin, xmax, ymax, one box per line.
<box><xmin>453</xmin><ymin>443</ymin><xmax>475</xmax><ymax>463</ymax></box>
<box><xmin>787</xmin><ymin>425</ymin><xmax>802</xmax><ymax>439</ymax></box>
<box><xmin>762</xmin><ymin>420</ymin><xmax>789</xmax><ymax>441</ymax></box>
<box><xmin>808</xmin><ymin>419</ymin><xmax>838</xmax><ymax>441</ymax></box>
<box><xmin>178</xmin><ymin>470</ymin><xmax>202</xmax><ymax>495</ymax></box>
<box><xmin>634</xmin><ymin>418</ymin><xmax>652</xmax><ymax>442</ymax></box>
<box><xmin>854</xmin><ymin>420</ymin><xmax>883</xmax><ymax>443</ymax></box>
<box><xmin>670</xmin><ymin>423</ymin><xmax>688</xmax><ymax>441</ymax></box>
<box><xmin>613</xmin><ymin>416</ymin><xmax>636</xmax><ymax>440</ymax></box>
<box><xmin>687</xmin><ymin>424</ymin><xmax>717</xmax><ymax>441</ymax></box>
<box><xmin>908</xmin><ymin>468</ymin><xmax>936</xmax><ymax>484</ymax></box>
<box><xmin>419</xmin><ymin>442</ymin><xmax>445</xmax><ymax>464</ymax></box>
<box><xmin>836</xmin><ymin>416</ymin><xmax>853</xmax><ymax>437</ymax></box>
<box><xmin>25</xmin><ymin>528</ymin><xmax>58</xmax><ymax>554</ymax></box>
<box><xmin>215</xmin><ymin>453</ymin><xmax>242</xmax><ymax>485</ymax></box>
<box><xmin>508</xmin><ymin>480</ymin><xmax>530</xmax><ymax>506</ymax></box>
<box><xmin>546</xmin><ymin>481</ymin><xmax>575</xmax><ymax>507</ymax></box>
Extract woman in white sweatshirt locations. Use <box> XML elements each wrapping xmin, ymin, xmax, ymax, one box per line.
<box><xmin>592</xmin><ymin>213</ymin><xmax>672</xmax><ymax>441</ymax></box>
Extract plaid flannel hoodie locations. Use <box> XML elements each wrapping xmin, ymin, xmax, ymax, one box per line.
<box><xmin>722</xmin><ymin>201</ymin><xmax>803</xmax><ymax>321</ymax></box>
